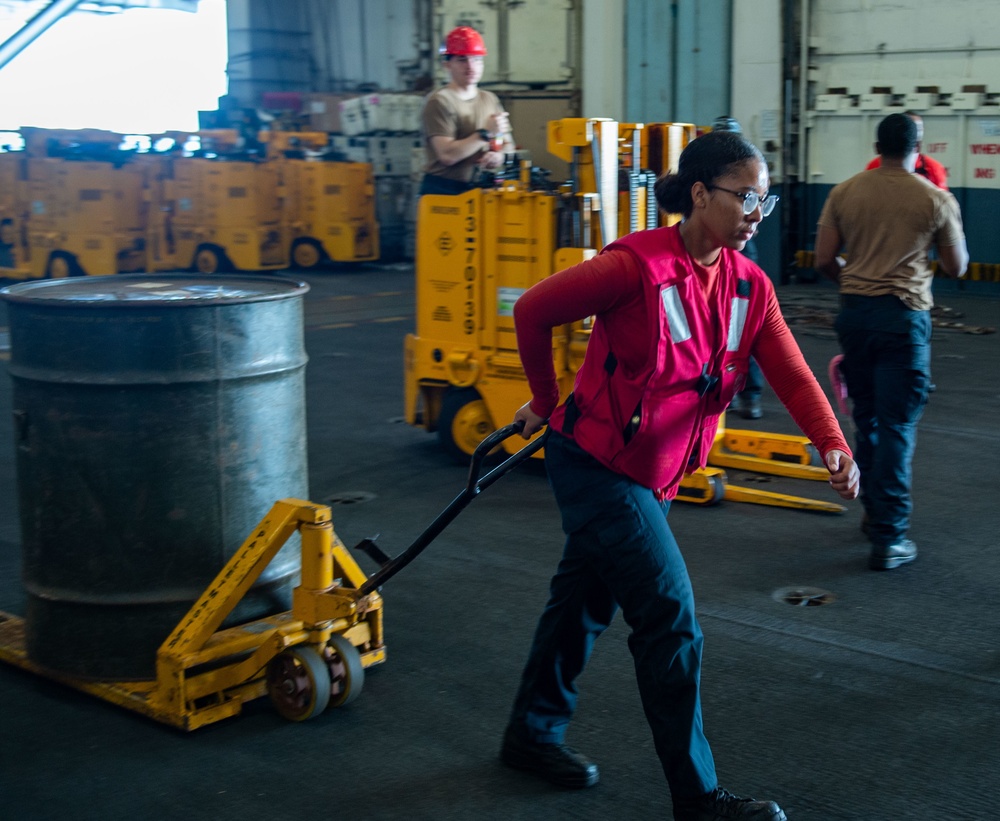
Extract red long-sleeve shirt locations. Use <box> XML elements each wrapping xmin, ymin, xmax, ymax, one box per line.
<box><xmin>514</xmin><ymin>248</ymin><xmax>851</xmax><ymax>461</ymax></box>
<box><xmin>865</xmin><ymin>154</ymin><xmax>948</xmax><ymax>190</ymax></box>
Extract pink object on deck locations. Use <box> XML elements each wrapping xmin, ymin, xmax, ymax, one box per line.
<box><xmin>828</xmin><ymin>354</ymin><xmax>849</xmax><ymax>416</ymax></box>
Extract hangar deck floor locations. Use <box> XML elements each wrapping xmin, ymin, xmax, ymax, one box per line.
<box><xmin>0</xmin><ymin>267</ymin><xmax>997</xmax><ymax>821</ymax></box>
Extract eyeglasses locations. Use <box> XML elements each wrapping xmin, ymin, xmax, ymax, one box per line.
<box><xmin>707</xmin><ymin>185</ymin><xmax>779</xmax><ymax>217</ymax></box>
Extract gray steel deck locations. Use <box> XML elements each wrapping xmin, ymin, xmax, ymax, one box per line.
<box><xmin>1</xmin><ymin>266</ymin><xmax>997</xmax><ymax>820</ymax></box>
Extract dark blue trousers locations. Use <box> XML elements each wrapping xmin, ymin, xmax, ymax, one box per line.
<box><xmin>418</xmin><ymin>174</ymin><xmax>474</xmax><ymax>196</ymax></box>
<box><xmin>835</xmin><ymin>294</ymin><xmax>932</xmax><ymax>546</ymax></box>
<box><xmin>508</xmin><ymin>432</ymin><xmax>717</xmax><ymax>798</ymax></box>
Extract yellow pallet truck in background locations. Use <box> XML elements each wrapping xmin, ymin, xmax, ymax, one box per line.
<box><xmin>0</xmin><ymin>424</ymin><xmax>545</xmax><ymax>730</ymax></box>
<box><xmin>405</xmin><ymin>117</ymin><xmax>844</xmax><ymax>514</ymax></box>
<box><xmin>681</xmin><ymin>415</ymin><xmax>844</xmax><ymax>513</ymax></box>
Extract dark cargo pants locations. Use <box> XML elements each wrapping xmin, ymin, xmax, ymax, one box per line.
<box><xmin>835</xmin><ymin>294</ymin><xmax>931</xmax><ymax>546</ymax></box>
<box><xmin>507</xmin><ymin>432</ymin><xmax>717</xmax><ymax>798</ymax></box>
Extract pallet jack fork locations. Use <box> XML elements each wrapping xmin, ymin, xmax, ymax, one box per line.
<box><xmin>675</xmin><ymin>416</ymin><xmax>847</xmax><ymax>514</ymax></box>
<box><xmin>0</xmin><ymin>423</ymin><xmax>546</xmax><ymax>731</ymax></box>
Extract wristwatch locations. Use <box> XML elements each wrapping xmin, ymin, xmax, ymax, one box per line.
<box><xmin>476</xmin><ymin>128</ymin><xmax>493</xmax><ymax>142</ymax></box>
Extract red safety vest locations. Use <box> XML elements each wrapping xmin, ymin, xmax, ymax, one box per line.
<box><xmin>551</xmin><ymin>225</ymin><xmax>770</xmax><ymax>496</ymax></box>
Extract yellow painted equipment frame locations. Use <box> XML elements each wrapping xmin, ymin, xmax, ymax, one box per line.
<box><xmin>0</xmin><ymin>149</ymin><xmax>31</xmax><ymax>278</ymax></box>
<box><xmin>677</xmin><ymin>413</ymin><xmax>845</xmax><ymax>513</ymax></box>
<box><xmin>0</xmin><ymin>499</ymin><xmax>385</xmax><ymax>730</ymax></box>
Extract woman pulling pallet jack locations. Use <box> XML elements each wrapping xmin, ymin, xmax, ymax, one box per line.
<box><xmin>501</xmin><ymin>129</ymin><xmax>860</xmax><ymax>821</ymax></box>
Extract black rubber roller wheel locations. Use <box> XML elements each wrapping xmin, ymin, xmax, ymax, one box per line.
<box><xmin>266</xmin><ymin>646</ymin><xmax>331</xmax><ymax>721</ymax></box>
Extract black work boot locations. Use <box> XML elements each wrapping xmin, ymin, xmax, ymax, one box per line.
<box><xmin>673</xmin><ymin>786</ymin><xmax>787</xmax><ymax>820</ymax></box>
<box><xmin>869</xmin><ymin>538</ymin><xmax>917</xmax><ymax>570</ymax></box>
<box><xmin>500</xmin><ymin>726</ymin><xmax>599</xmax><ymax>789</ymax></box>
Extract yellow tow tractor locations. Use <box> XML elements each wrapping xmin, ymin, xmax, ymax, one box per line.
<box><xmin>405</xmin><ymin>117</ymin><xmax>844</xmax><ymax>515</ymax></box>
<box><xmin>0</xmin><ymin>143</ymin><xmax>31</xmax><ymax>278</ymax></box>
<box><xmin>259</xmin><ymin>130</ymin><xmax>380</xmax><ymax>268</ymax></box>
<box><xmin>0</xmin><ymin>424</ymin><xmax>545</xmax><ymax>730</ymax></box>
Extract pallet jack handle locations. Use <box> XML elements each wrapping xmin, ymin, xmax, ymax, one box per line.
<box><xmin>357</xmin><ymin>423</ymin><xmax>550</xmax><ymax>596</ymax></box>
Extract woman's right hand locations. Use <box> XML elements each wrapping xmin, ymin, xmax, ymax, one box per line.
<box><xmin>513</xmin><ymin>401</ymin><xmax>545</xmax><ymax>439</ymax></box>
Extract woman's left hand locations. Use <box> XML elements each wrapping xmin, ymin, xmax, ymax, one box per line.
<box><xmin>825</xmin><ymin>449</ymin><xmax>860</xmax><ymax>500</ymax></box>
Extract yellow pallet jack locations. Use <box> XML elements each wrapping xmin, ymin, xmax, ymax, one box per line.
<box><xmin>0</xmin><ymin>424</ymin><xmax>547</xmax><ymax>731</ymax></box>
<box><xmin>675</xmin><ymin>415</ymin><xmax>846</xmax><ymax>515</ymax></box>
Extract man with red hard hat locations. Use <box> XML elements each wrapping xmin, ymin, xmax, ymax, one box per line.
<box><xmin>419</xmin><ymin>25</ymin><xmax>514</xmax><ymax>195</ymax></box>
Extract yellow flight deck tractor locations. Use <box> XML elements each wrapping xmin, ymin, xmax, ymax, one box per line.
<box><xmin>260</xmin><ymin>131</ymin><xmax>380</xmax><ymax>267</ymax></box>
<box><xmin>405</xmin><ymin>117</ymin><xmax>844</xmax><ymax>514</ymax></box>
<box><xmin>0</xmin><ymin>147</ymin><xmax>31</xmax><ymax>277</ymax></box>
<box><xmin>0</xmin><ymin>424</ymin><xmax>545</xmax><ymax>729</ymax></box>
<box><xmin>152</xmin><ymin>128</ymin><xmax>289</xmax><ymax>275</ymax></box>
<box><xmin>5</xmin><ymin>127</ymin><xmax>279</xmax><ymax>278</ymax></box>
<box><xmin>19</xmin><ymin>129</ymin><xmax>154</xmax><ymax>279</ymax></box>
<box><xmin>150</xmin><ymin>128</ymin><xmax>380</xmax><ymax>274</ymax></box>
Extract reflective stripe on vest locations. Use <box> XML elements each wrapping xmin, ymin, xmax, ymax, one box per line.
<box><xmin>728</xmin><ymin>296</ymin><xmax>749</xmax><ymax>351</ymax></box>
<box><xmin>661</xmin><ymin>285</ymin><xmax>692</xmax><ymax>343</ymax></box>
<box><xmin>552</xmin><ymin>225</ymin><xmax>769</xmax><ymax>492</ymax></box>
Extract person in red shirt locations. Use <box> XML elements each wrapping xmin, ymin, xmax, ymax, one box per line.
<box><xmin>499</xmin><ymin>130</ymin><xmax>859</xmax><ymax>821</ymax></box>
<box><xmin>865</xmin><ymin>111</ymin><xmax>948</xmax><ymax>190</ymax></box>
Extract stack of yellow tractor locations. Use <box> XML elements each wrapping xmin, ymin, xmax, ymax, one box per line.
<box><xmin>0</xmin><ymin>127</ymin><xmax>379</xmax><ymax>280</ymax></box>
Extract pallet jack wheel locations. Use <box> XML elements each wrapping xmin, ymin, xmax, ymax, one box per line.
<box><xmin>705</xmin><ymin>473</ymin><xmax>725</xmax><ymax>505</ymax></box>
<box><xmin>266</xmin><ymin>646</ymin><xmax>331</xmax><ymax>721</ymax></box>
<box><xmin>325</xmin><ymin>633</ymin><xmax>365</xmax><ymax>707</ymax></box>
<box><xmin>438</xmin><ymin>388</ymin><xmax>497</xmax><ymax>464</ymax></box>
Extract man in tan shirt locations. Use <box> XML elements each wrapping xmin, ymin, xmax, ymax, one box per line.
<box><xmin>815</xmin><ymin>112</ymin><xmax>968</xmax><ymax>571</ymax></box>
<box><xmin>419</xmin><ymin>26</ymin><xmax>514</xmax><ymax>195</ymax></box>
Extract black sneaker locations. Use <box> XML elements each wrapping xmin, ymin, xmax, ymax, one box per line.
<box><xmin>500</xmin><ymin>726</ymin><xmax>599</xmax><ymax>789</ymax></box>
<box><xmin>674</xmin><ymin>786</ymin><xmax>787</xmax><ymax>820</ymax></box>
<box><xmin>870</xmin><ymin>538</ymin><xmax>917</xmax><ymax>570</ymax></box>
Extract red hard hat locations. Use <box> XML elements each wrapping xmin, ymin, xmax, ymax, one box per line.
<box><xmin>441</xmin><ymin>26</ymin><xmax>487</xmax><ymax>57</ymax></box>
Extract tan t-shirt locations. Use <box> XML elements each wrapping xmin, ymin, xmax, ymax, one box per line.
<box><xmin>421</xmin><ymin>87</ymin><xmax>507</xmax><ymax>183</ymax></box>
<box><xmin>817</xmin><ymin>166</ymin><xmax>965</xmax><ymax>310</ymax></box>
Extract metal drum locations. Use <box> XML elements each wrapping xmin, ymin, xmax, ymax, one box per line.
<box><xmin>1</xmin><ymin>275</ymin><xmax>310</xmax><ymax>680</ymax></box>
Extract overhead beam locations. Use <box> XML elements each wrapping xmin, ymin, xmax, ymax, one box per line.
<box><xmin>0</xmin><ymin>0</ymin><xmax>85</xmax><ymax>72</ymax></box>
<box><xmin>0</xmin><ymin>0</ymin><xmax>200</xmax><ymax>73</ymax></box>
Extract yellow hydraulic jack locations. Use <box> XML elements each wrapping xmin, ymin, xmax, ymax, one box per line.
<box><xmin>0</xmin><ymin>424</ymin><xmax>546</xmax><ymax>730</ymax></box>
